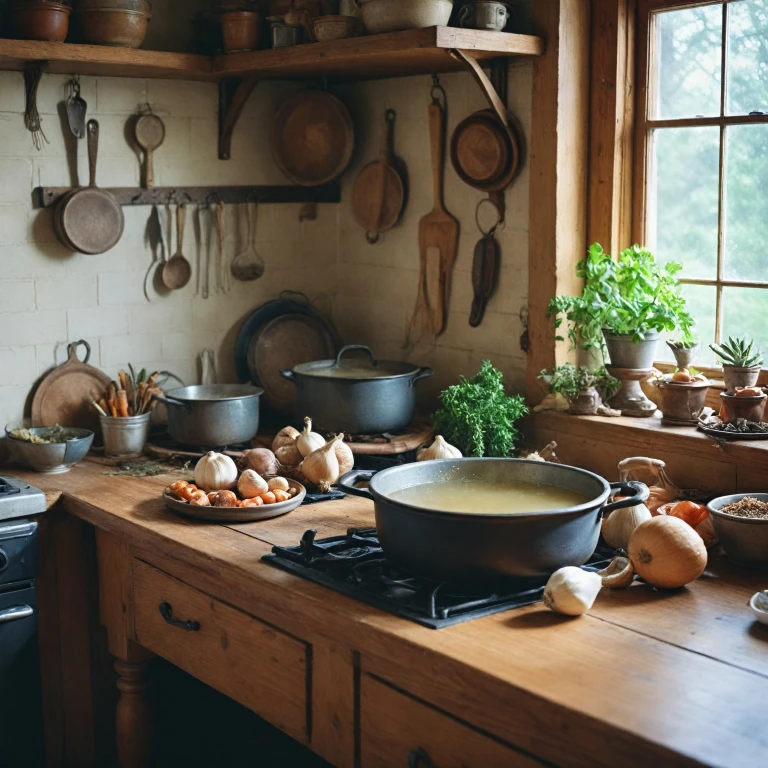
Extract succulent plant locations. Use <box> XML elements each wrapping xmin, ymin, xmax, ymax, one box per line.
<box><xmin>710</xmin><ymin>336</ymin><xmax>763</xmax><ymax>368</ymax></box>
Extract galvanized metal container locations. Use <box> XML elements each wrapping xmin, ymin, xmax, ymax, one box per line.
<box><xmin>100</xmin><ymin>413</ymin><xmax>150</xmax><ymax>458</ymax></box>
<box><xmin>5</xmin><ymin>427</ymin><xmax>94</xmax><ymax>474</ymax></box>
<box><xmin>708</xmin><ymin>493</ymin><xmax>768</xmax><ymax>571</ymax></box>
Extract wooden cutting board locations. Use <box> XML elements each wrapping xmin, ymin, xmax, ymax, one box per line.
<box><xmin>32</xmin><ymin>340</ymin><xmax>111</xmax><ymax>432</ymax></box>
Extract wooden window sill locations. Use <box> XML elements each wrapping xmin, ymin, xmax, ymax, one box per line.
<box><xmin>526</xmin><ymin>410</ymin><xmax>768</xmax><ymax>494</ymax></box>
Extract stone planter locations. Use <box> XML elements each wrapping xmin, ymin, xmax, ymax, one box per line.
<box><xmin>566</xmin><ymin>387</ymin><xmax>603</xmax><ymax>416</ymax></box>
<box><xmin>722</xmin><ymin>365</ymin><xmax>761</xmax><ymax>394</ymax></box>
<box><xmin>603</xmin><ymin>330</ymin><xmax>660</xmax><ymax>370</ymax></box>
<box><xmin>657</xmin><ymin>380</ymin><xmax>710</xmax><ymax>425</ymax></box>
<box><xmin>666</xmin><ymin>341</ymin><xmax>699</xmax><ymax>370</ymax></box>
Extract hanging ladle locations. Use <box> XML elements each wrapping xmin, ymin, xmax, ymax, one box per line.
<box><xmin>162</xmin><ymin>204</ymin><xmax>192</xmax><ymax>290</ymax></box>
<box><xmin>231</xmin><ymin>202</ymin><xmax>265</xmax><ymax>281</ymax></box>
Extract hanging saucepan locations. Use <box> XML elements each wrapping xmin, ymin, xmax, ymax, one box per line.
<box><xmin>55</xmin><ymin>120</ymin><xmax>124</xmax><ymax>255</ymax></box>
<box><xmin>280</xmin><ymin>345</ymin><xmax>433</xmax><ymax>434</ymax></box>
<box><xmin>449</xmin><ymin>52</ymin><xmax>524</xmax><ymax>195</ymax></box>
<box><xmin>339</xmin><ymin>459</ymin><xmax>650</xmax><ymax>584</ymax></box>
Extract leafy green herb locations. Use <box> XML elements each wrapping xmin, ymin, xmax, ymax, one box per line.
<box><xmin>432</xmin><ymin>361</ymin><xmax>528</xmax><ymax>457</ymax></box>
<box><xmin>538</xmin><ymin>364</ymin><xmax>620</xmax><ymax>401</ymax></box>
<box><xmin>547</xmin><ymin>243</ymin><xmax>695</xmax><ymax>356</ymax></box>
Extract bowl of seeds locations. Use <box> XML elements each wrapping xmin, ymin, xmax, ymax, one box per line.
<box><xmin>708</xmin><ymin>493</ymin><xmax>768</xmax><ymax>570</ymax></box>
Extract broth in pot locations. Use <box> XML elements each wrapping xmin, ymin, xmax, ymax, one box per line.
<box><xmin>389</xmin><ymin>478</ymin><xmax>589</xmax><ymax>515</ymax></box>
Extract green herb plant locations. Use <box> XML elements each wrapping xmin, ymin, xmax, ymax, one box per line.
<box><xmin>547</xmin><ymin>243</ymin><xmax>695</xmax><ymax>355</ymax></box>
<box><xmin>432</xmin><ymin>361</ymin><xmax>528</xmax><ymax>458</ymax></box>
<box><xmin>710</xmin><ymin>336</ymin><xmax>763</xmax><ymax>368</ymax></box>
<box><xmin>538</xmin><ymin>364</ymin><xmax>620</xmax><ymax>402</ymax></box>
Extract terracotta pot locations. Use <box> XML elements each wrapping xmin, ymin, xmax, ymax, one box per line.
<box><xmin>722</xmin><ymin>365</ymin><xmax>761</xmax><ymax>394</ymax></box>
<box><xmin>221</xmin><ymin>10</ymin><xmax>261</xmax><ymax>52</ymax></box>
<box><xmin>567</xmin><ymin>388</ymin><xmax>602</xmax><ymax>416</ymax></box>
<box><xmin>720</xmin><ymin>391</ymin><xmax>767</xmax><ymax>424</ymax></box>
<box><xmin>12</xmin><ymin>1</ymin><xmax>71</xmax><ymax>42</ymax></box>
<box><xmin>658</xmin><ymin>380</ymin><xmax>710</xmax><ymax>424</ymax></box>
<box><xmin>666</xmin><ymin>341</ymin><xmax>699</xmax><ymax>370</ymax></box>
<box><xmin>74</xmin><ymin>8</ymin><xmax>151</xmax><ymax>47</ymax></box>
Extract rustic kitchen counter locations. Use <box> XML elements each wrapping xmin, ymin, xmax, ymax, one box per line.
<box><xmin>13</xmin><ymin>459</ymin><xmax>768</xmax><ymax>768</ymax></box>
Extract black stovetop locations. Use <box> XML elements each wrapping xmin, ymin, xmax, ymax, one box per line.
<box><xmin>263</xmin><ymin>528</ymin><xmax>614</xmax><ymax>629</ymax></box>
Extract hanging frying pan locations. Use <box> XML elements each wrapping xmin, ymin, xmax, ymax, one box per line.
<box><xmin>55</xmin><ymin>119</ymin><xmax>124</xmax><ymax>255</ymax></box>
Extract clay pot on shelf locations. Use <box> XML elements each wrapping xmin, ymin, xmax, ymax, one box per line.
<box><xmin>603</xmin><ymin>330</ymin><xmax>660</xmax><ymax>370</ymax></box>
<box><xmin>566</xmin><ymin>388</ymin><xmax>603</xmax><ymax>416</ymax></box>
<box><xmin>73</xmin><ymin>5</ymin><xmax>152</xmax><ymax>48</ymax></box>
<box><xmin>666</xmin><ymin>340</ymin><xmax>699</xmax><ymax>370</ymax></box>
<box><xmin>221</xmin><ymin>10</ymin><xmax>262</xmax><ymax>52</ymax></box>
<box><xmin>12</xmin><ymin>0</ymin><xmax>71</xmax><ymax>42</ymax></box>
<box><xmin>719</xmin><ymin>391</ymin><xmax>767</xmax><ymax>424</ymax></box>
<box><xmin>313</xmin><ymin>14</ymin><xmax>361</xmax><ymax>41</ymax></box>
<box><xmin>722</xmin><ymin>364</ymin><xmax>761</xmax><ymax>394</ymax></box>
<box><xmin>657</xmin><ymin>379</ymin><xmax>710</xmax><ymax>425</ymax></box>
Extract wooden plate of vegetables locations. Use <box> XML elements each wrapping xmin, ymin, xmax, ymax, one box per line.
<box><xmin>163</xmin><ymin>450</ymin><xmax>306</xmax><ymax>523</ymax></box>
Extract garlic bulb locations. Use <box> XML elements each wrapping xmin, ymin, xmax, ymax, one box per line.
<box><xmin>275</xmin><ymin>441</ymin><xmax>302</xmax><ymax>467</ymax></box>
<box><xmin>601</xmin><ymin>501</ymin><xmax>652</xmax><ymax>549</ymax></box>
<box><xmin>194</xmin><ymin>451</ymin><xmax>238</xmax><ymax>492</ymax></box>
<box><xmin>417</xmin><ymin>435</ymin><xmax>462</xmax><ymax>462</ymax></box>
<box><xmin>303</xmin><ymin>434</ymin><xmax>341</xmax><ymax>488</ymax></box>
<box><xmin>267</xmin><ymin>476</ymin><xmax>290</xmax><ymax>492</ymax></box>
<box><xmin>238</xmin><ymin>469</ymin><xmax>269</xmax><ymax>499</ymax></box>
<box><xmin>332</xmin><ymin>434</ymin><xmax>354</xmax><ymax>476</ymax></box>
<box><xmin>297</xmin><ymin>417</ymin><xmax>325</xmax><ymax>458</ymax></box>
<box><xmin>543</xmin><ymin>567</ymin><xmax>603</xmax><ymax>616</ymax></box>
<box><xmin>272</xmin><ymin>426</ymin><xmax>300</xmax><ymax>453</ymax></box>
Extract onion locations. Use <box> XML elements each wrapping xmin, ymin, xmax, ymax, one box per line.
<box><xmin>240</xmin><ymin>448</ymin><xmax>280</xmax><ymax>476</ymax></box>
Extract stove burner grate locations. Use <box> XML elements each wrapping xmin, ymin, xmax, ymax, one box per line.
<box><xmin>264</xmin><ymin>528</ymin><xmax>614</xmax><ymax>629</ymax></box>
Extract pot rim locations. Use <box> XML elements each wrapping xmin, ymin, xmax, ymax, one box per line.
<box><xmin>165</xmin><ymin>384</ymin><xmax>263</xmax><ymax>403</ymax></box>
<box><xmin>602</xmin><ymin>329</ymin><xmax>661</xmax><ymax>341</ymax></box>
<box><xmin>722</xmin><ymin>364</ymin><xmax>763</xmax><ymax>371</ymax></box>
<box><xmin>707</xmin><ymin>493</ymin><xmax>768</xmax><ymax>525</ymax></box>
<box><xmin>719</xmin><ymin>391</ymin><xmax>766</xmax><ymax>401</ymax></box>
<box><xmin>291</xmin><ymin>360</ymin><xmax>423</xmax><ymax>381</ymax></box>
<box><xmin>367</xmin><ymin>458</ymin><xmax>612</xmax><ymax>520</ymax></box>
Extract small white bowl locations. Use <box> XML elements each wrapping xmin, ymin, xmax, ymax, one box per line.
<box><xmin>749</xmin><ymin>591</ymin><xmax>768</xmax><ymax>625</ymax></box>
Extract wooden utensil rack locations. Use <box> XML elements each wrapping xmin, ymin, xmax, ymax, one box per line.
<box><xmin>34</xmin><ymin>184</ymin><xmax>341</xmax><ymax>208</ymax></box>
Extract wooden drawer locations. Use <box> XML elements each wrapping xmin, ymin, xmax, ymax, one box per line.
<box><xmin>360</xmin><ymin>673</ymin><xmax>544</xmax><ymax>768</ymax></box>
<box><xmin>132</xmin><ymin>559</ymin><xmax>309</xmax><ymax>743</ymax></box>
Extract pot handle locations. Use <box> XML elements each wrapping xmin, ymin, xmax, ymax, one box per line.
<box><xmin>151</xmin><ymin>393</ymin><xmax>193</xmax><ymax>412</ymax></box>
<box><xmin>280</xmin><ymin>368</ymin><xmax>297</xmax><ymax>383</ymax></box>
<box><xmin>338</xmin><ymin>469</ymin><xmax>376</xmax><ymax>500</ymax></box>
<box><xmin>603</xmin><ymin>481</ymin><xmax>650</xmax><ymax>515</ymax></box>
<box><xmin>334</xmin><ymin>345</ymin><xmax>377</xmax><ymax>369</ymax></box>
<box><xmin>411</xmin><ymin>367</ymin><xmax>435</xmax><ymax>385</ymax></box>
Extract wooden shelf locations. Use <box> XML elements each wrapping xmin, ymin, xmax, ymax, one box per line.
<box><xmin>0</xmin><ymin>28</ymin><xmax>544</xmax><ymax>83</ymax></box>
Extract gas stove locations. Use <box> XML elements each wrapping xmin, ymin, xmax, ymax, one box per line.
<box><xmin>263</xmin><ymin>528</ymin><xmax>614</xmax><ymax>629</ymax></box>
<box><xmin>0</xmin><ymin>476</ymin><xmax>46</xmax><ymax>521</ymax></box>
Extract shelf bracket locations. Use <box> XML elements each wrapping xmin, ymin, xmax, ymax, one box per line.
<box><xmin>218</xmin><ymin>76</ymin><xmax>260</xmax><ymax>161</ymax></box>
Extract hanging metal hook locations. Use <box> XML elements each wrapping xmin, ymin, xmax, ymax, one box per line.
<box><xmin>430</xmin><ymin>74</ymin><xmax>446</xmax><ymax>109</ymax></box>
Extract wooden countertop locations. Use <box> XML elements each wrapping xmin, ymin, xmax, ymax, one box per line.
<box><xmin>11</xmin><ymin>459</ymin><xmax>768</xmax><ymax>768</ymax></box>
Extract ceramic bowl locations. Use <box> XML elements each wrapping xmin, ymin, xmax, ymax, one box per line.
<box><xmin>74</xmin><ymin>8</ymin><xmax>150</xmax><ymax>48</ymax></box>
<box><xmin>5</xmin><ymin>426</ymin><xmax>94</xmax><ymax>474</ymax></box>
<box><xmin>313</xmin><ymin>14</ymin><xmax>361</xmax><ymax>41</ymax></box>
<box><xmin>12</xmin><ymin>1</ymin><xmax>71</xmax><ymax>42</ymax></box>
<box><xmin>708</xmin><ymin>493</ymin><xmax>768</xmax><ymax>571</ymax></box>
<box><xmin>359</xmin><ymin>0</ymin><xmax>453</xmax><ymax>34</ymax></box>
<box><xmin>749</xmin><ymin>591</ymin><xmax>768</xmax><ymax>625</ymax></box>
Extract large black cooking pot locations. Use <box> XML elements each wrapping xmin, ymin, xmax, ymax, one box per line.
<box><xmin>339</xmin><ymin>459</ymin><xmax>648</xmax><ymax>584</ymax></box>
<box><xmin>280</xmin><ymin>345</ymin><xmax>434</xmax><ymax>434</ymax></box>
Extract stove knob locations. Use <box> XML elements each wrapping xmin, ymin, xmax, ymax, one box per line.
<box><xmin>0</xmin><ymin>548</ymin><xmax>7</xmax><ymax>573</ymax></box>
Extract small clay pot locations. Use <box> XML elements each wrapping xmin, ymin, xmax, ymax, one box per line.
<box><xmin>221</xmin><ymin>10</ymin><xmax>261</xmax><ymax>53</ymax></box>
<box><xmin>74</xmin><ymin>9</ymin><xmax>151</xmax><ymax>48</ymax></box>
<box><xmin>658</xmin><ymin>380</ymin><xmax>710</xmax><ymax>425</ymax></box>
<box><xmin>720</xmin><ymin>391</ymin><xmax>767</xmax><ymax>424</ymax></box>
<box><xmin>12</xmin><ymin>1</ymin><xmax>71</xmax><ymax>42</ymax></box>
<box><xmin>666</xmin><ymin>340</ymin><xmax>699</xmax><ymax>370</ymax></box>
<box><xmin>567</xmin><ymin>387</ymin><xmax>603</xmax><ymax>416</ymax></box>
<box><xmin>722</xmin><ymin>365</ymin><xmax>761</xmax><ymax>394</ymax></box>
<box><xmin>313</xmin><ymin>14</ymin><xmax>361</xmax><ymax>41</ymax></box>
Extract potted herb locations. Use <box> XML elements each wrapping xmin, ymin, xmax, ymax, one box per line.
<box><xmin>432</xmin><ymin>361</ymin><xmax>528</xmax><ymax>457</ymax></box>
<box><xmin>710</xmin><ymin>336</ymin><xmax>763</xmax><ymax>393</ymax></box>
<box><xmin>548</xmin><ymin>243</ymin><xmax>694</xmax><ymax>371</ymax></box>
<box><xmin>666</xmin><ymin>339</ymin><xmax>699</xmax><ymax>370</ymax></box>
<box><xmin>538</xmin><ymin>364</ymin><xmax>620</xmax><ymax>415</ymax></box>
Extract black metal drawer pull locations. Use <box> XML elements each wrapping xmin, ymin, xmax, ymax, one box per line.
<box><xmin>159</xmin><ymin>601</ymin><xmax>200</xmax><ymax>632</ymax></box>
<box><xmin>409</xmin><ymin>748</ymin><xmax>434</xmax><ymax>767</ymax></box>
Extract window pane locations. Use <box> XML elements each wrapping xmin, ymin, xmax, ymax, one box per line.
<box><xmin>727</xmin><ymin>0</ymin><xmax>768</xmax><ymax>115</ymax></box>
<box><xmin>722</xmin><ymin>287</ymin><xmax>768</xmax><ymax>363</ymax></box>
<box><xmin>653</xmin><ymin>5</ymin><xmax>722</xmax><ymax>119</ymax></box>
<box><xmin>723</xmin><ymin>124</ymin><xmax>768</xmax><ymax>280</ymax></box>
<box><xmin>651</xmin><ymin>127</ymin><xmax>720</xmax><ymax>279</ymax></box>
<box><xmin>658</xmin><ymin>284</ymin><xmax>718</xmax><ymax>365</ymax></box>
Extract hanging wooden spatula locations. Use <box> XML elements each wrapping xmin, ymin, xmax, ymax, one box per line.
<box><xmin>416</xmin><ymin>99</ymin><xmax>459</xmax><ymax>338</ymax></box>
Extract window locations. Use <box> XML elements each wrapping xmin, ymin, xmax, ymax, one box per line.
<box><xmin>635</xmin><ymin>0</ymin><xmax>768</xmax><ymax>366</ymax></box>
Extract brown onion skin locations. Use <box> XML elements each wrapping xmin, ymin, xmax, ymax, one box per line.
<box><xmin>240</xmin><ymin>448</ymin><xmax>279</xmax><ymax>476</ymax></box>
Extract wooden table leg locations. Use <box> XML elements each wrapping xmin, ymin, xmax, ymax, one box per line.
<box><xmin>111</xmin><ymin>635</ymin><xmax>154</xmax><ymax>768</ymax></box>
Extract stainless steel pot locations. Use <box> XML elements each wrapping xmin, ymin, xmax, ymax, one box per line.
<box><xmin>153</xmin><ymin>385</ymin><xmax>263</xmax><ymax>448</ymax></box>
<box><xmin>339</xmin><ymin>459</ymin><xmax>648</xmax><ymax>583</ymax></box>
<box><xmin>280</xmin><ymin>345</ymin><xmax>434</xmax><ymax>434</ymax></box>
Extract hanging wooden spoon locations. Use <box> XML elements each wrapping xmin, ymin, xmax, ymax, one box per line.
<box><xmin>162</xmin><ymin>204</ymin><xmax>192</xmax><ymax>290</ymax></box>
<box><xmin>135</xmin><ymin>112</ymin><xmax>165</xmax><ymax>189</ymax></box>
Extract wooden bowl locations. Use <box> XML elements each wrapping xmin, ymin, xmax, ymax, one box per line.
<box><xmin>12</xmin><ymin>1</ymin><xmax>71</xmax><ymax>42</ymax></box>
<box><xmin>74</xmin><ymin>8</ymin><xmax>150</xmax><ymax>48</ymax></box>
<box><xmin>220</xmin><ymin>10</ymin><xmax>261</xmax><ymax>53</ymax></box>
